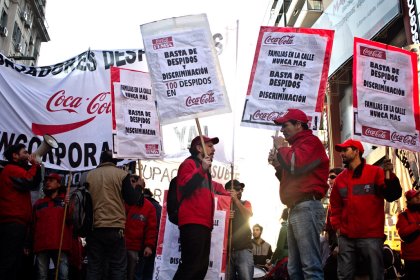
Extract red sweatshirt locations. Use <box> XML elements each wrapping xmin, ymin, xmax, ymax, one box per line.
<box><xmin>396</xmin><ymin>209</ymin><xmax>420</xmax><ymax>261</ymax></box>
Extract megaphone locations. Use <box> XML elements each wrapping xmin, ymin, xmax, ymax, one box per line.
<box><xmin>34</xmin><ymin>134</ymin><xmax>59</xmax><ymax>163</ymax></box>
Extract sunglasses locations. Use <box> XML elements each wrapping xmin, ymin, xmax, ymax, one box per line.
<box><xmin>328</xmin><ymin>175</ymin><xmax>337</xmax><ymax>179</ymax></box>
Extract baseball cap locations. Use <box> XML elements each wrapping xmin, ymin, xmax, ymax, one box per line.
<box><xmin>273</xmin><ymin>109</ymin><xmax>309</xmax><ymax>125</ymax></box>
<box><xmin>190</xmin><ymin>136</ymin><xmax>219</xmax><ymax>148</ymax></box>
<box><xmin>405</xmin><ymin>189</ymin><xmax>420</xmax><ymax>201</ymax></box>
<box><xmin>45</xmin><ymin>173</ymin><xmax>62</xmax><ymax>183</ymax></box>
<box><xmin>334</xmin><ymin>139</ymin><xmax>364</xmax><ymax>154</ymax></box>
<box><xmin>224</xmin><ymin>179</ymin><xmax>245</xmax><ymax>190</ymax></box>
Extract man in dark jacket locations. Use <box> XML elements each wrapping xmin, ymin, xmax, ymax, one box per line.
<box><xmin>331</xmin><ymin>139</ymin><xmax>402</xmax><ymax>280</ymax></box>
<box><xmin>0</xmin><ymin>143</ymin><xmax>42</xmax><ymax>279</ymax></box>
<box><xmin>173</xmin><ymin>135</ymin><xmax>219</xmax><ymax>280</ymax></box>
<box><xmin>225</xmin><ymin>179</ymin><xmax>253</xmax><ymax>280</ymax></box>
<box><xmin>269</xmin><ymin>108</ymin><xmax>329</xmax><ymax>279</ymax></box>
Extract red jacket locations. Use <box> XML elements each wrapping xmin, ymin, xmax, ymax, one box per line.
<box><xmin>396</xmin><ymin>209</ymin><xmax>420</xmax><ymax>261</ymax></box>
<box><xmin>276</xmin><ymin>130</ymin><xmax>329</xmax><ymax>207</ymax></box>
<box><xmin>330</xmin><ymin>163</ymin><xmax>399</xmax><ymax>238</ymax></box>
<box><xmin>125</xmin><ymin>199</ymin><xmax>157</xmax><ymax>251</ymax></box>
<box><xmin>32</xmin><ymin>193</ymin><xmax>72</xmax><ymax>253</ymax></box>
<box><xmin>0</xmin><ymin>162</ymin><xmax>41</xmax><ymax>225</ymax></box>
<box><xmin>177</xmin><ymin>157</ymin><xmax>215</xmax><ymax>229</ymax></box>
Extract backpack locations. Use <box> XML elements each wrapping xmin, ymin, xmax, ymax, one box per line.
<box><xmin>167</xmin><ymin>176</ymin><xmax>181</xmax><ymax>225</ymax></box>
<box><xmin>70</xmin><ymin>182</ymin><xmax>93</xmax><ymax>238</ymax></box>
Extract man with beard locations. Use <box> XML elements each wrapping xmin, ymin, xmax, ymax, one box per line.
<box><xmin>0</xmin><ymin>143</ymin><xmax>42</xmax><ymax>279</ymax></box>
<box><xmin>252</xmin><ymin>223</ymin><xmax>272</xmax><ymax>268</ymax></box>
<box><xmin>396</xmin><ymin>189</ymin><xmax>420</xmax><ymax>280</ymax></box>
<box><xmin>173</xmin><ymin>135</ymin><xmax>221</xmax><ymax>280</ymax></box>
<box><xmin>32</xmin><ymin>173</ymin><xmax>72</xmax><ymax>280</ymax></box>
<box><xmin>331</xmin><ymin>139</ymin><xmax>402</xmax><ymax>280</ymax></box>
<box><xmin>269</xmin><ymin>108</ymin><xmax>329</xmax><ymax>279</ymax></box>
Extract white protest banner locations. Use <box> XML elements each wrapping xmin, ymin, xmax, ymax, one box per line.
<box><xmin>353</xmin><ymin>37</ymin><xmax>420</xmax><ymax>152</ymax></box>
<box><xmin>110</xmin><ymin>67</ymin><xmax>163</xmax><ymax>159</ymax></box>
<box><xmin>0</xmin><ymin>50</ymin><xmax>148</xmax><ymax>171</ymax></box>
<box><xmin>140</xmin><ymin>14</ymin><xmax>231</xmax><ymax>125</ymax></box>
<box><xmin>241</xmin><ymin>27</ymin><xmax>334</xmax><ymax>130</ymax></box>
<box><xmin>154</xmin><ymin>191</ymin><xmax>230</xmax><ymax>280</ymax></box>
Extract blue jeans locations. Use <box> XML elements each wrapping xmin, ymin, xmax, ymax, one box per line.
<box><xmin>36</xmin><ymin>250</ymin><xmax>69</xmax><ymax>280</ymax></box>
<box><xmin>287</xmin><ymin>200</ymin><xmax>325</xmax><ymax>280</ymax></box>
<box><xmin>227</xmin><ymin>248</ymin><xmax>254</xmax><ymax>280</ymax></box>
<box><xmin>337</xmin><ymin>236</ymin><xmax>383</xmax><ymax>280</ymax></box>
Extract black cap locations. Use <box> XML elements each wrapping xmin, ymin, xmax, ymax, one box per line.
<box><xmin>224</xmin><ymin>179</ymin><xmax>245</xmax><ymax>190</ymax></box>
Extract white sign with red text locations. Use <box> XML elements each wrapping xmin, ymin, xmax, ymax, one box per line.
<box><xmin>0</xmin><ymin>50</ymin><xmax>148</xmax><ymax>171</ymax></box>
<box><xmin>241</xmin><ymin>27</ymin><xmax>334</xmax><ymax>131</ymax></box>
<box><xmin>140</xmin><ymin>14</ymin><xmax>231</xmax><ymax>124</ymax></box>
<box><xmin>110</xmin><ymin>67</ymin><xmax>163</xmax><ymax>159</ymax></box>
<box><xmin>154</xmin><ymin>191</ymin><xmax>230</xmax><ymax>280</ymax></box>
<box><xmin>353</xmin><ymin>37</ymin><xmax>420</xmax><ymax>152</ymax></box>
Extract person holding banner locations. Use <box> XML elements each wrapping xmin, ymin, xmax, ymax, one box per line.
<box><xmin>330</xmin><ymin>139</ymin><xmax>402</xmax><ymax>280</ymax></box>
<box><xmin>173</xmin><ymin>135</ymin><xmax>221</xmax><ymax>280</ymax></box>
<box><xmin>85</xmin><ymin>150</ymin><xmax>142</xmax><ymax>280</ymax></box>
<box><xmin>269</xmin><ymin>108</ymin><xmax>329</xmax><ymax>280</ymax></box>
<box><xmin>0</xmin><ymin>143</ymin><xmax>42</xmax><ymax>280</ymax></box>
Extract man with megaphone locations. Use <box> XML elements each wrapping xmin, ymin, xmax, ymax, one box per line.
<box><xmin>0</xmin><ymin>143</ymin><xmax>42</xmax><ymax>279</ymax></box>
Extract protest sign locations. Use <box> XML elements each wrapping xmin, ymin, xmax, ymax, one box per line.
<box><xmin>353</xmin><ymin>37</ymin><xmax>420</xmax><ymax>152</ymax></box>
<box><xmin>154</xmin><ymin>191</ymin><xmax>230</xmax><ymax>280</ymax></box>
<box><xmin>140</xmin><ymin>14</ymin><xmax>231</xmax><ymax>124</ymax></box>
<box><xmin>241</xmin><ymin>27</ymin><xmax>334</xmax><ymax>131</ymax></box>
<box><xmin>0</xmin><ymin>50</ymin><xmax>147</xmax><ymax>171</ymax></box>
<box><xmin>110</xmin><ymin>67</ymin><xmax>163</xmax><ymax>159</ymax></box>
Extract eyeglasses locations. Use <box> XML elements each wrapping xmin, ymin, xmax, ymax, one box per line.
<box><xmin>328</xmin><ymin>175</ymin><xmax>337</xmax><ymax>180</ymax></box>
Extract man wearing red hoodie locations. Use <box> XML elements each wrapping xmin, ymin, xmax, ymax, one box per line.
<box><xmin>0</xmin><ymin>143</ymin><xmax>42</xmax><ymax>279</ymax></box>
<box><xmin>269</xmin><ymin>109</ymin><xmax>329</xmax><ymax>280</ymax></box>
<box><xmin>173</xmin><ymin>135</ymin><xmax>220</xmax><ymax>280</ymax></box>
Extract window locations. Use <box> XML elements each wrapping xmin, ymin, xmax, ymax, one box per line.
<box><xmin>12</xmin><ymin>22</ymin><xmax>22</xmax><ymax>44</ymax></box>
<box><xmin>0</xmin><ymin>9</ymin><xmax>7</xmax><ymax>27</ymax></box>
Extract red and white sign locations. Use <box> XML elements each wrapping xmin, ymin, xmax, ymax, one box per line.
<box><xmin>0</xmin><ymin>50</ymin><xmax>148</xmax><ymax>171</ymax></box>
<box><xmin>154</xmin><ymin>191</ymin><xmax>230</xmax><ymax>280</ymax></box>
<box><xmin>110</xmin><ymin>67</ymin><xmax>163</xmax><ymax>159</ymax></box>
<box><xmin>353</xmin><ymin>37</ymin><xmax>420</xmax><ymax>152</ymax></box>
<box><xmin>140</xmin><ymin>14</ymin><xmax>231</xmax><ymax>125</ymax></box>
<box><xmin>241</xmin><ymin>27</ymin><xmax>334</xmax><ymax>131</ymax></box>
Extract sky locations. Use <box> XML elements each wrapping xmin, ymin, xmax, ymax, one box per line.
<box><xmin>38</xmin><ymin>0</ymin><xmax>285</xmax><ymax>247</ymax></box>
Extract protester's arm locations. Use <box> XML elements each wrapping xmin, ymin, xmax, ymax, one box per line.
<box><xmin>10</xmin><ymin>163</ymin><xmax>42</xmax><ymax>191</ymax></box>
<box><xmin>121</xmin><ymin>174</ymin><xmax>142</xmax><ymax>205</ymax></box>
<box><xmin>276</xmin><ymin>137</ymin><xmax>325</xmax><ymax>175</ymax></box>
<box><xmin>144</xmin><ymin>202</ymin><xmax>158</xmax><ymax>255</ymax></box>
<box><xmin>213</xmin><ymin>181</ymin><xmax>230</xmax><ymax>195</ymax></box>
<box><xmin>231</xmin><ymin>196</ymin><xmax>253</xmax><ymax>218</ymax></box>
<box><xmin>396</xmin><ymin>211</ymin><xmax>420</xmax><ymax>243</ymax></box>
<box><xmin>379</xmin><ymin>159</ymin><xmax>402</xmax><ymax>202</ymax></box>
<box><xmin>268</xmin><ymin>149</ymin><xmax>282</xmax><ymax>181</ymax></box>
<box><xmin>329</xmin><ymin>183</ymin><xmax>342</xmax><ymax>234</ymax></box>
<box><xmin>177</xmin><ymin>159</ymin><xmax>207</xmax><ymax>197</ymax></box>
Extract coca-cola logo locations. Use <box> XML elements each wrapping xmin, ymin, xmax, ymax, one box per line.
<box><xmin>360</xmin><ymin>46</ymin><xmax>386</xmax><ymax>60</ymax></box>
<box><xmin>252</xmin><ymin>110</ymin><xmax>281</xmax><ymax>121</ymax></box>
<box><xmin>362</xmin><ymin>126</ymin><xmax>390</xmax><ymax>140</ymax></box>
<box><xmin>145</xmin><ymin>144</ymin><xmax>159</xmax><ymax>155</ymax></box>
<box><xmin>185</xmin><ymin>91</ymin><xmax>216</xmax><ymax>107</ymax></box>
<box><xmin>152</xmin><ymin>36</ymin><xmax>174</xmax><ymax>50</ymax></box>
<box><xmin>390</xmin><ymin>132</ymin><xmax>418</xmax><ymax>146</ymax></box>
<box><xmin>264</xmin><ymin>35</ymin><xmax>294</xmax><ymax>45</ymax></box>
<box><xmin>32</xmin><ymin>90</ymin><xmax>112</xmax><ymax>135</ymax></box>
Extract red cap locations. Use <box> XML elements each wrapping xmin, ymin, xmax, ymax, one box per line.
<box><xmin>335</xmin><ymin>139</ymin><xmax>364</xmax><ymax>154</ymax></box>
<box><xmin>45</xmin><ymin>173</ymin><xmax>62</xmax><ymax>183</ymax></box>
<box><xmin>273</xmin><ymin>109</ymin><xmax>309</xmax><ymax>125</ymax></box>
<box><xmin>405</xmin><ymin>189</ymin><xmax>420</xmax><ymax>201</ymax></box>
<box><xmin>190</xmin><ymin>136</ymin><xmax>219</xmax><ymax>148</ymax></box>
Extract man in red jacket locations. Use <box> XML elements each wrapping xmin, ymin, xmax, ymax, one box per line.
<box><xmin>269</xmin><ymin>108</ymin><xmax>329</xmax><ymax>279</ymax></box>
<box><xmin>33</xmin><ymin>173</ymin><xmax>72</xmax><ymax>280</ymax></box>
<box><xmin>396</xmin><ymin>189</ymin><xmax>420</xmax><ymax>280</ymax></box>
<box><xmin>173</xmin><ymin>135</ymin><xmax>219</xmax><ymax>280</ymax></box>
<box><xmin>331</xmin><ymin>139</ymin><xmax>401</xmax><ymax>280</ymax></box>
<box><xmin>0</xmin><ymin>143</ymin><xmax>42</xmax><ymax>279</ymax></box>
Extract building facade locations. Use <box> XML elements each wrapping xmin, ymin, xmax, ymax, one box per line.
<box><xmin>0</xmin><ymin>0</ymin><xmax>49</xmax><ymax>66</ymax></box>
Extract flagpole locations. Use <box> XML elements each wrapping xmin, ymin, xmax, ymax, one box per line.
<box><xmin>55</xmin><ymin>171</ymin><xmax>72</xmax><ymax>280</ymax></box>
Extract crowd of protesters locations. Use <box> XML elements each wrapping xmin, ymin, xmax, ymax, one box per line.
<box><xmin>1</xmin><ymin>108</ymin><xmax>419</xmax><ymax>280</ymax></box>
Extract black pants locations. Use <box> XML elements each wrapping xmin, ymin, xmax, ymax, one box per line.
<box><xmin>404</xmin><ymin>260</ymin><xmax>420</xmax><ymax>280</ymax></box>
<box><xmin>86</xmin><ymin>227</ymin><xmax>127</xmax><ymax>280</ymax></box>
<box><xmin>173</xmin><ymin>224</ymin><xmax>211</xmax><ymax>280</ymax></box>
<box><xmin>0</xmin><ymin>222</ymin><xmax>27</xmax><ymax>280</ymax></box>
